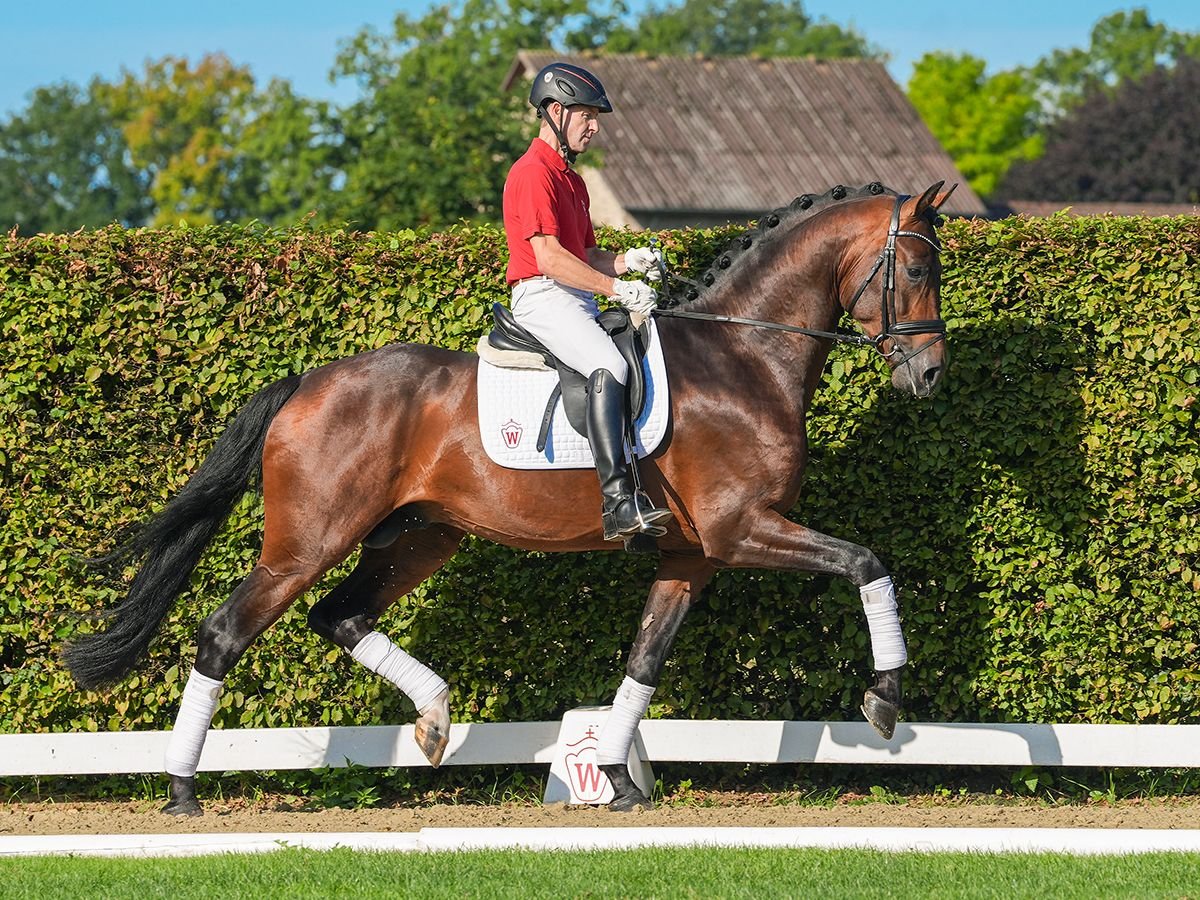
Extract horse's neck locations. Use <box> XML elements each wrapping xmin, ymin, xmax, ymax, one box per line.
<box><xmin>671</xmin><ymin>227</ymin><xmax>846</xmax><ymax>408</ymax></box>
<box><xmin>691</xmin><ymin>226</ymin><xmax>844</xmax><ymax>331</ymax></box>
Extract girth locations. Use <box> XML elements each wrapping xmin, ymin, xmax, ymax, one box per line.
<box><xmin>488</xmin><ymin>303</ymin><xmax>650</xmax><ymax>452</ymax></box>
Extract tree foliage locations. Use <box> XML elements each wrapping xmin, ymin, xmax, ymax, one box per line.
<box><xmin>9</xmin><ymin>3</ymin><xmax>1200</xmax><ymax>227</ymax></box>
<box><xmin>101</xmin><ymin>55</ymin><xmax>343</xmax><ymax>227</ymax></box>
<box><xmin>1031</xmin><ymin>8</ymin><xmax>1200</xmax><ymax>119</ymax></box>
<box><xmin>328</xmin><ymin>0</ymin><xmax>600</xmax><ymax>229</ymax></box>
<box><xmin>998</xmin><ymin>57</ymin><xmax>1200</xmax><ymax>203</ymax></box>
<box><xmin>908</xmin><ymin>52</ymin><xmax>1043</xmax><ymax>199</ymax></box>
<box><xmin>0</xmin><ymin>0</ymin><xmax>878</xmax><ymax>233</ymax></box>
<box><xmin>0</xmin><ymin>82</ymin><xmax>152</xmax><ymax>233</ymax></box>
<box><xmin>597</xmin><ymin>0</ymin><xmax>877</xmax><ymax>57</ymax></box>
<box><xmin>907</xmin><ymin>8</ymin><xmax>1200</xmax><ymax>201</ymax></box>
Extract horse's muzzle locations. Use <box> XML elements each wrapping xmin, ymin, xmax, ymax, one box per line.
<box><xmin>890</xmin><ymin>336</ymin><xmax>946</xmax><ymax>398</ymax></box>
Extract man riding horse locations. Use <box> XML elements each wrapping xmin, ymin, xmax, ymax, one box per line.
<box><xmin>502</xmin><ymin>61</ymin><xmax>672</xmax><ymax>542</ymax></box>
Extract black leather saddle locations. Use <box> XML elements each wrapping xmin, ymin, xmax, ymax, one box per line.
<box><xmin>487</xmin><ymin>303</ymin><xmax>651</xmax><ymax>452</ymax></box>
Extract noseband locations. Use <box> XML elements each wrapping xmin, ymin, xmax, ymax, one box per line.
<box><xmin>654</xmin><ymin>193</ymin><xmax>946</xmax><ymax>358</ymax></box>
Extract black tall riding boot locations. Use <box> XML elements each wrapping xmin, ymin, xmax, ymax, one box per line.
<box><xmin>586</xmin><ymin>369</ymin><xmax>673</xmax><ymax>541</ymax></box>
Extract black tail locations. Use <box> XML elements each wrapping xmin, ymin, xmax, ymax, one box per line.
<box><xmin>63</xmin><ymin>375</ymin><xmax>303</xmax><ymax>690</ymax></box>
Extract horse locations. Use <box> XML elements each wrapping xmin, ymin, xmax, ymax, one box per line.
<box><xmin>64</xmin><ymin>180</ymin><xmax>956</xmax><ymax>815</ymax></box>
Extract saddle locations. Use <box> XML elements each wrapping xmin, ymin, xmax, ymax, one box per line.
<box><xmin>484</xmin><ymin>303</ymin><xmax>651</xmax><ymax>452</ymax></box>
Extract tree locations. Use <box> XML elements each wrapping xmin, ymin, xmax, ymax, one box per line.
<box><xmin>1032</xmin><ymin>9</ymin><xmax>1200</xmax><ymax>120</ymax></box>
<box><xmin>0</xmin><ymin>82</ymin><xmax>152</xmax><ymax>234</ymax></box>
<box><xmin>331</xmin><ymin>0</ymin><xmax>600</xmax><ymax>230</ymax></box>
<box><xmin>100</xmin><ymin>54</ymin><xmax>257</xmax><ymax>226</ymax></box>
<box><xmin>101</xmin><ymin>54</ymin><xmax>344</xmax><ymax>226</ymax></box>
<box><xmin>998</xmin><ymin>56</ymin><xmax>1200</xmax><ymax>203</ymax></box>
<box><xmin>596</xmin><ymin>0</ymin><xmax>878</xmax><ymax>58</ymax></box>
<box><xmin>905</xmin><ymin>11</ymin><xmax>1200</xmax><ymax>201</ymax></box>
<box><xmin>221</xmin><ymin>80</ymin><xmax>347</xmax><ymax>226</ymax></box>
<box><xmin>907</xmin><ymin>52</ymin><xmax>1043</xmax><ymax>199</ymax></box>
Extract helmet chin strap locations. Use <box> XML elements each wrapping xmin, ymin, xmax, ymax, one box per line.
<box><xmin>545</xmin><ymin>105</ymin><xmax>578</xmax><ymax>165</ymax></box>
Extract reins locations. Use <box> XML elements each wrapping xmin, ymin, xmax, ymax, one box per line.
<box><xmin>650</xmin><ymin>194</ymin><xmax>946</xmax><ymax>358</ymax></box>
<box><xmin>653</xmin><ymin>298</ymin><xmax>879</xmax><ymax>348</ymax></box>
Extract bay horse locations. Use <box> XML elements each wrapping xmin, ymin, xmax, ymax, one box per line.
<box><xmin>65</xmin><ymin>181</ymin><xmax>955</xmax><ymax>815</ymax></box>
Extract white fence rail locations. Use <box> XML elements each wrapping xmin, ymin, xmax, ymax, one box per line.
<box><xmin>3</xmin><ymin>721</ymin><xmax>1199</xmax><ymax>777</ymax></box>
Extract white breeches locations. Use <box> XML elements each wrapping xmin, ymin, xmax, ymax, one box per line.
<box><xmin>511</xmin><ymin>277</ymin><xmax>628</xmax><ymax>385</ymax></box>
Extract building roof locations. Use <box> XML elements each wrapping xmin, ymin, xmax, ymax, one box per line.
<box><xmin>505</xmin><ymin>51</ymin><xmax>987</xmax><ymax>219</ymax></box>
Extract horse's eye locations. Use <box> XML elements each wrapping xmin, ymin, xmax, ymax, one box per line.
<box><xmin>906</xmin><ymin>266</ymin><xmax>927</xmax><ymax>279</ymax></box>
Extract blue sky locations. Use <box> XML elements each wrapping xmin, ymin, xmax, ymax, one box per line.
<box><xmin>3</xmin><ymin>1</ymin><xmax>1199</xmax><ymax>118</ymax></box>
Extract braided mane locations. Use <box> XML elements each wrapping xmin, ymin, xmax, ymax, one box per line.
<box><xmin>671</xmin><ymin>182</ymin><xmax>898</xmax><ymax>306</ymax></box>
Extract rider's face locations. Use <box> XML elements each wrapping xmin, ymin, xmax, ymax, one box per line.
<box><xmin>558</xmin><ymin>104</ymin><xmax>601</xmax><ymax>154</ymax></box>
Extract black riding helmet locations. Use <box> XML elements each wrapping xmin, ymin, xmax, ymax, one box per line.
<box><xmin>529</xmin><ymin>62</ymin><xmax>613</xmax><ymax>116</ymax></box>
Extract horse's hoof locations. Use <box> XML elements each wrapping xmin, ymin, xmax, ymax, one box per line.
<box><xmin>162</xmin><ymin>774</ymin><xmax>202</xmax><ymax>817</ymax></box>
<box><xmin>609</xmin><ymin>791</ymin><xmax>653</xmax><ymax>812</ymax></box>
<box><xmin>599</xmin><ymin>763</ymin><xmax>653</xmax><ymax>812</ymax></box>
<box><xmin>415</xmin><ymin>690</ymin><xmax>451</xmax><ymax>767</ymax></box>
<box><xmin>162</xmin><ymin>797</ymin><xmax>203</xmax><ymax>817</ymax></box>
<box><xmin>861</xmin><ymin>689</ymin><xmax>900</xmax><ymax>740</ymax></box>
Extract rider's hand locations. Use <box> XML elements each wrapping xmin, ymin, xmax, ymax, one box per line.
<box><xmin>610</xmin><ymin>279</ymin><xmax>658</xmax><ymax>315</ymax></box>
<box><xmin>623</xmin><ymin>246</ymin><xmax>663</xmax><ymax>282</ymax></box>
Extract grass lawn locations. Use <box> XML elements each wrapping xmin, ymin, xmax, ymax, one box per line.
<box><xmin>3</xmin><ymin>846</ymin><xmax>1200</xmax><ymax>899</ymax></box>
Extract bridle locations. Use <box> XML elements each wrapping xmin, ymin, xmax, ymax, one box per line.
<box><xmin>653</xmin><ymin>193</ymin><xmax>946</xmax><ymax>360</ymax></box>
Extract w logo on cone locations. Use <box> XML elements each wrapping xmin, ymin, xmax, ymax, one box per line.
<box><xmin>544</xmin><ymin>707</ymin><xmax>653</xmax><ymax>806</ymax></box>
<box><xmin>563</xmin><ymin>727</ymin><xmax>613</xmax><ymax>804</ymax></box>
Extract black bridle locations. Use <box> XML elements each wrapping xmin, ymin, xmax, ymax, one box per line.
<box><xmin>652</xmin><ymin>193</ymin><xmax>946</xmax><ymax>359</ymax></box>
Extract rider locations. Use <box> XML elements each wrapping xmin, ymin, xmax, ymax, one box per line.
<box><xmin>503</xmin><ymin>61</ymin><xmax>673</xmax><ymax>542</ymax></box>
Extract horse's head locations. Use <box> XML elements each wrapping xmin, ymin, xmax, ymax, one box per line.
<box><xmin>840</xmin><ymin>182</ymin><xmax>957</xmax><ymax>398</ymax></box>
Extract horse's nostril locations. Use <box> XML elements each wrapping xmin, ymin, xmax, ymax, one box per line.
<box><xmin>923</xmin><ymin>365</ymin><xmax>942</xmax><ymax>388</ymax></box>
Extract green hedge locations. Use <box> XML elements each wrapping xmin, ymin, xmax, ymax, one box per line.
<box><xmin>1</xmin><ymin>215</ymin><xmax>1197</xmax><ymax>735</ymax></box>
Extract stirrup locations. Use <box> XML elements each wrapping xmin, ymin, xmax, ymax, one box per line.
<box><xmin>633</xmin><ymin>491</ymin><xmax>672</xmax><ymax>535</ymax></box>
<box><xmin>602</xmin><ymin>495</ymin><xmax>672</xmax><ymax>541</ymax></box>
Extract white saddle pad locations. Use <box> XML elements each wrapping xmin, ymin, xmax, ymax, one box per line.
<box><xmin>477</xmin><ymin>319</ymin><xmax>670</xmax><ymax>469</ymax></box>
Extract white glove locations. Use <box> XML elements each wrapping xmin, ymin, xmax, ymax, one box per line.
<box><xmin>610</xmin><ymin>279</ymin><xmax>658</xmax><ymax>315</ymax></box>
<box><xmin>623</xmin><ymin>246</ymin><xmax>663</xmax><ymax>282</ymax></box>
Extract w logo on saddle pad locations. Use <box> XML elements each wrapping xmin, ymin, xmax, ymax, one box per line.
<box><xmin>477</xmin><ymin>319</ymin><xmax>670</xmax><ymax>470</ymax></box>
<box><xmin>500</xmin><ymin>419</ymin><xmax>524</xmax><ymax>448</ymax></box>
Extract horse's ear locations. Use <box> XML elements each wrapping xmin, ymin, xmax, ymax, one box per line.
<box><xmin>914</xmin><ymin>181</ymin><xmax>957</xmax><ymax>215</ymax></box>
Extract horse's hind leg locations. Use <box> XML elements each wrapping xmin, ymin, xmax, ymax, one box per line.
<box><xmin>307</xmin><ymin>524</ymin><xmax>465</xmax><ymax>768</ymax></box>
<box><xmin>162</xmin><ymin>561</ymin><xmax>331</xmax><ymax>816</ymax></box>
<box><xmin>598</xmin><ymin>555</ymin><xmax>716</xmax><ymax>812</ymax></box>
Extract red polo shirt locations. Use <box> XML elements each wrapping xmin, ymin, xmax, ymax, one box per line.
<box><xmin>503</xmin><ymin>138</ymin><xmax>596</xmax><ymax>284</ymax></box>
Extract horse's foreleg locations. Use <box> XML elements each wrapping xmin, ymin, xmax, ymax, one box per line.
<box><xmin>599</xmin><ymin>556</ymin><xmax>715</xmax><ymax>812</ymax></box>
<box><xmin>714</xmin><ymin>512</ymin><xmax>906</xmax><ymax>739</ymax></box>
<box><xmin>162</xmin><ymin>563</ymin><xmax>325</xmax><ymax>816</ymax></box>
<box><xmin>307</xmin><ymin>525</ymin><xmax>464</xmax><ymax>768</ymax></box>
<box><xmin>857</xmin><ymin>576</ymin><xmax>905</xmax><ymax>739</ymax></box>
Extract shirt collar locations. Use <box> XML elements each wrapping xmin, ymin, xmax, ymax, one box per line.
<box><xmin>531</xmin><ymin>137</ymin><xmax>569</xmax><ymax>172</ymax></box>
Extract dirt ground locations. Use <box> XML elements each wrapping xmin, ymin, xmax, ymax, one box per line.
<box><xmin>3</xmin><ymin>796</ymin><xmax>1198</xmax><ymax>836</ymax></box>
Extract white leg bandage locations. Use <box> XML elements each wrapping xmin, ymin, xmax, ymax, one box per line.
<box><xmin>860</xmin><ymin>576</ymin><xmax>908</xmax><ymax>671</ymax></box>
<box><xmin>350</xmin><ymin>631</ymin><xmax>448</xmax><ymax>714</ymax></box>
<box><xmin>596</xmin><ymin>676</ymin><xmax>655</xmax><ymax>766</ymax></box>
<box><xmin>164</xmin><ymin>668</ymin><xmax>224</xmax><ymax>778</ymax></box>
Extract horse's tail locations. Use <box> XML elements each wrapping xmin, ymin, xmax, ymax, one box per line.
<box><xmin>63</xmin><ymin>374</ymin><xmax>304</xmax><ymax>690</ymax></box>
